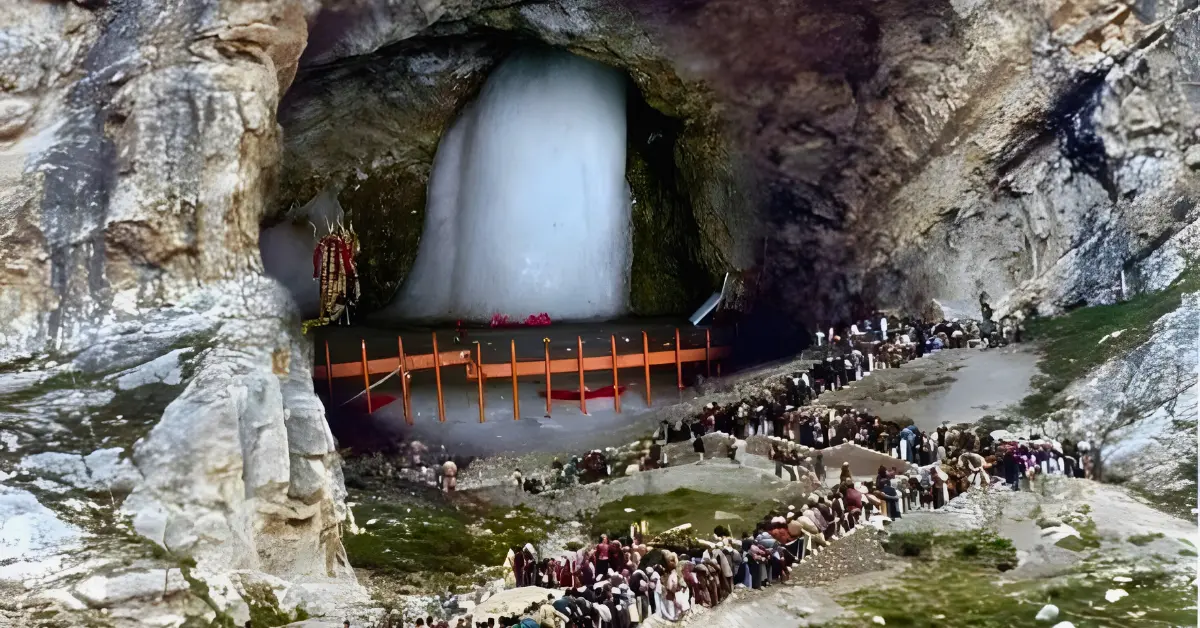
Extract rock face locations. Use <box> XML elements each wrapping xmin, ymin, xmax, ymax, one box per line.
<box><xmin>275</xmin><ymin>0</ymin><xmax>747</xmax><ymax>315</ymax></box>
<box><xmin>0</xmin><ymin>0</ymin><xmax>359</xmax><ymax>624</ymax></box>
<box><xmin>871</xmin><ymin>4</ymin><xmax>1200</xmax><ymax>320</ymax></box>
<box><xmin>0</xmin><ymin>0</ymin><xmax>1196</xmax><ymax>623</ymax></box>
<box><xmin>623</xmin><ymin>0</ymin><xmax>1199</xmax><ymax>323</ymax></box>
<box><xmin>1055</xmin><ymin>291</ymin><xmax>1198</xmax><ymax>505</ymax></box>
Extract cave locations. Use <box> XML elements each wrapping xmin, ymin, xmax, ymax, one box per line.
<box><xmin>262</xmin><ymin>25</ymin><xmax>742</xmax><ymax>324</ymax></box>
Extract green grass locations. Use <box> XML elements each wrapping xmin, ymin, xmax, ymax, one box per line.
<box><xmin>1053</xmin><ymin>508</ymin><xmax>1102</xmax><ymax>552</ymax></box>
<box><xmin>343</xmin><ymin>497</ymin><xmax>551</xmax><ymax>590</ymax></box>
<box><xmin>885</xmin><ymin>531</ymin><xmax>1016</xmax><ymax>570</ymax></box>
<box><xmin>1179</xmin><ymin>548</ymin><xmax>1197</xmax><ymax>557</ymax></box>
<box><xmin>884</xmin><ymin>531</ymin><xmax>934</xmax><ymax>558</ymax></box>
<box><xmin>1018</xmin><ymin>269</ymin><xmax>1199</xmax><ymax>418</ymax></box>
<box><xmin>824</xmin><ymin>537</ymin><xmax>1195</xmax><ymax>628</ymax></box>
<box><xmin>1127</xmin><ymin>532</ymin><xmax>1165</xmax><ymax>547</ymax></box>
<box><xmin>588</xmin><ymin>488</ymin><xmax>781</xmax><ymax>540</ymax></box>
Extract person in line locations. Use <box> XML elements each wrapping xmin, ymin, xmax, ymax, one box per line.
<box><xmin>595</xmin><ymin>534</ymin><xmax>611</xmax><ymax>577</ymax></box>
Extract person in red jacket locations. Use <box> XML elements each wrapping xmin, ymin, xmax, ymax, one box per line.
<box><xmin>595</xmin><ymin>535</ymin><xmax>611</xmax><ymax>576</ymax></box>
<box><xmin>842</xmin><ymin>481</ymin><xmax>863</xmax><ymax>528</ymax></box>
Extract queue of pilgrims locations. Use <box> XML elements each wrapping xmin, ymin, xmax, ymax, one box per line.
<box><xmin>497</xmin><ymin>506</ymin><xmax>860</xmax><ymax>628</ymax></box>
<box><xmin>485</xmin><ymin>315</ymin><xmax>1098</xmax><ymax>627</ymax></box>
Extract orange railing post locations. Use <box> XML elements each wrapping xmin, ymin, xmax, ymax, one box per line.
<box><xmin>397</xmin><ymin>336</ymin><xmax>412</xmax><ymax>425</ymax></box>
<box><xmin>543</xmin><ymin>338</ymin><xmax>552</xmax><ymax>417</ymax></box>
<box><xmin>610</xmin><ymin>335</ymin><xmax>621</xmax><ymax>413</ymax></box>
<box><xmin>674</xmin><ymin>328</ymin><xmax>683</xmax><ymax>390</ymax></box>
<box><xmin>432</xmin><ymin>331</ymin><xmax>445</xmax><ymax>422</ymax></box>
<box><xmin>577</xmin><ymin>336</ymin><xmax>587</xmax><ymax>414</ymax></box>
<box><xmin>511</xmin><ymin>339</ymin><xmax>520</xmax><ymax>421</ymax></box>
<box><xmin>705</xmin><ymin>329</ymin><xmax>712</xmax><ymax>377</ymax></box>
<box><xmin>642</xmin><ymin>331</ymin><xmax>652</xmax><ymax>407</ymax></box>
<box><xmin>360</xmin><ymin>339</ymin><xmax>372</xmax><ymax>414</ymax></box>
<box><xmin>324</xmin><ymin>339</ymin><xmax>333</xmax><ymax>399</ymax></box>
<box><xmin>475</xmin><ymin>342</ymin><xmax>486</xmax><ymax>423</ymax></box>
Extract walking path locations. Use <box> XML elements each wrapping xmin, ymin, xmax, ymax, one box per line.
<box><xmin>817</xmin><ymin>345</ymin><xmax>1038</xmax><ymax>430</ymax></box>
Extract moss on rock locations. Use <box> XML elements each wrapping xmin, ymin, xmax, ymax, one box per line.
<box><xmin>340</xmin><ymin>164</ymin><xmax>429</xmax><ymax>312</ymax></box>
<box><xmin>343</xmin><ymin>489</ymin><xmax>552</xmax><ymax>591</ymax></box>
<box><xmin>1018</xmin><ymin>268</ymin><xmax>1199</xmax><ymax>419</ymax></box>
<box><xmin>832</xmin><ymin>530</ymin><xmax>1194</xmax><ymax>627</ymax></box>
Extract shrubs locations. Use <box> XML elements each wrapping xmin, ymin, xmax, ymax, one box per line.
<box><xmin>1127</xmin><ymin>532</ymin><xmax>1165</xmax><ymax>546</ymax></box>
<box><xmin>885</xmin><ymin>531</ymin><xmax>934</xmax><ymax>557</ymax></box>
<box><xmin>885</xmin><ymin>530</ymin><xmax>1015</xmax><ymax>569</ymax></box>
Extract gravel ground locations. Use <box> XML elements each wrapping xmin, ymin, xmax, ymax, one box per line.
<box><xmin>789</xmin><ymin>525</ymin><xmax>892</xmax><ymax>586</ymax></box>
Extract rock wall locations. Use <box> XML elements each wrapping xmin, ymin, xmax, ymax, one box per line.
<box><xmin>0</xmin><ymin>0</ymin><xmax>365</xmax><ymax>624</ymax></box>
<box><xmin>868</xmin><ymin>2</ymin><xmax>1200</xmax><ymax>319</ymax></box>
<box><xmin>1052</xmin><ymin>291</ymin><xmax>1198</xmax><ymax>510</ymax></box>
<box><xmin>621</xmin><ymin>0</ymin><xmax>1198</xmax><ymax>323</ymax></box>
<box><xmin>275</xmin><ymin>0</ymin><xmax>754</xmax><ymax>315</ymax></box>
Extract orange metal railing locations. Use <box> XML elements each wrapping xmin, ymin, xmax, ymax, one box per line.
<box><xmin>314</xmin><ymin>328</ymin><xmax>730</xmax><ymax>424</ymax></box>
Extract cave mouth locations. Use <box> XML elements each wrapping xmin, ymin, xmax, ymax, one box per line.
<box><xmin>264</xmin><ymin>35</ymin><xmax>719</xmax><ymax>326</ymax></box>
<box><xmin>382</xmin><ymin>48</ymin><xmax>633</xmax><ymax>324</ymax></box>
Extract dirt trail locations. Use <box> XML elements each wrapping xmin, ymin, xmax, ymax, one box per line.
<box><xmin>817</xmin><ymin>346</ymin><xmax>1039</xmax><ymax>430</ymax></box>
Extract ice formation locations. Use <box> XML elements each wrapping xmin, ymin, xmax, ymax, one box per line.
<box><xmin>260</xmin><ymin>185</ymin><xmax>345</xmax><ymax>318</ymax></box>
<box><xmin>384</xmin><ymin>49</ymin><xmax>631</xmax><ymax>322</ymax></box>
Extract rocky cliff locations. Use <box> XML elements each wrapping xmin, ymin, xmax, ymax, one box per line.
<box><xmin>0</xmin><ymin>1</ymin><xmax>361</xmax><ymax>625</ymax></box>
<box><xmin>0</xmin><ymin>0</ymin><xmax>1196</xmax><ymax>625</ymax></box>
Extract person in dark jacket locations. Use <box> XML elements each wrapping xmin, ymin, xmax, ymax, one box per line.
<box><xmin>879</xmin><ymin>478</ymin><xmax>902</xmax><ymax>519</ymax></box>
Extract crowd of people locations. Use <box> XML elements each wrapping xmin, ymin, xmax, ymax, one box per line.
<box><xmin>480</xmin><ymin>305</ymin><xmax>1109</xmax><ymax>627</ymax></box>
<box><xmin>498</xmin><ymin>497</ymin><xmax>883</xmax><ymax>628</ymax></box>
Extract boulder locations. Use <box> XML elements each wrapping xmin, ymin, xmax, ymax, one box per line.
<box><xmin>0</xmin><ymin>487</ymin><xmax>82</xmax><ymax>581</ymax></box>
<box><xmin>1035</xmin><ymin>604</ymin><xmax>1059</xmax><ymax>621</ymax></box>
<box><xmin>72</xmin><ymin>569</ymin><xmax>189</xmax><ymax>608</ymax></box>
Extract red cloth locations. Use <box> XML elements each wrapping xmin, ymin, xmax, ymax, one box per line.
<box><xmin>350</xmin><ymin>394</ymin><xmax>396</xmax><ymax>413</ymax></box>
<box><xmin>489</xmin><ymin>312</ymin><xmax>553</xmax><ymax>327</ymax></box>
<box><xmin>539</xmin><ymin>385</ymin><xmax>626</xmax><ymax>400</ymax></box>
<box><xmin>844</xmin><ymin>486</ymin><xmax>863</xmax><ymax>511</ymax></box>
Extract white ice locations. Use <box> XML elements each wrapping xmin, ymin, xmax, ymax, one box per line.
<box><xmin>259</xmin><ymin>185</ymin><xmax>345</xmax><ymax>318</ymax></box>
<box><xmin>383</xmin><ymin>49</ymin><xmax>631</xmax><ymax>322</ymax></box>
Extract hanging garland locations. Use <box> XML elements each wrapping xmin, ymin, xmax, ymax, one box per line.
<box><xmin>302</xmin><ymin>222</ymin><xmax>360</xmax><ymax>334</ymax></box>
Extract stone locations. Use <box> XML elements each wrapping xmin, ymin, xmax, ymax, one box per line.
<box><xmin>0</xmin><ymin>97</ymin><xmax>33</xmax><ymax>138</ymax></box>
<box><xmin>1185</xmin><ymin>145</ymin><xmax>1200</xmax><ymax>170</ymax></box>
<box><xmin>1105</xmin><ymin>589</ymin><xmax>1128</xmax><ymax>603</ymax></box>
<box><xmin>1051</xmin><ymin>623</ymin><xmax>1076</xmax><ymax>628</ymax></box>
<box><xmin>1035</xmin><ymin>604</ymin><xmax>1059</xmax><ymax>621</ymax></box>
<box><xmin>288</xmin><ymin>455</ymin><xmax>328</xmax><ymax>504</ymax></box>
<box><xmin>72</xmin><ymin>569</ymin><xmax>189</xmax><ymax>608</ymax></box>
<box><xmin>110</xmin><ymin>348</ymin><xmax>192</xmax><ymax>390</ymax></box>
<box><xmin>82</xmin><ymin>448</ymin><xmax>143</xmax><ymax>494</ymax></box>
<box><xmin>18</xmin><ymin>448</ymin><xmax>142</xmax><ymax>493</ymax></box>
<box><xmin>0</xmin><ymin>487</ymin><xmax>82</xmax><ymax>581</ymax></box>
<box><xmin>33</xmin><ymin>588</ymin><xmax>88</xmax><ymax>611</ymax></box>
<box><xmin>281</xmin><ymin>374</ymin><xmax>336</xmax><ymax>457</ymax></box>
<box><xmin>123</xmin><ymin>347</ymin><xmax>288</xmax><ymax>570</ymax></box>
<box><xmin>18</xmin><ymin>452</ymin><xmax>90</xmax><ymax>488</ymax></box>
